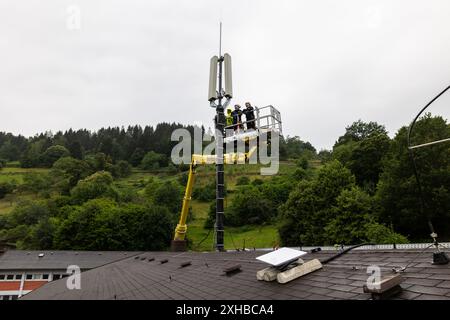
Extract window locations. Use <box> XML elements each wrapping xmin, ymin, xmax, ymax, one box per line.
<box><xmin>43</xmin><ymin>274</ymin><xmax>49</xmax><ymax>280</ymax></box>
<box><xmin>11</xmin><ymin>295</ymin><xmax>18</xmax><ymax>300</ymax></box>
<box><xmin>33</xmin><ymin>274</ymin><xmax>43</xmax><ymax>280</ymax></box>
<box><xmin>26</xmin><ymin>274</ymin><xmax>33</xmax><ymax>280</ymax></box>
<box><xmin>2</xmin><ymin>295</ymin><xmax>10</xmax><ymax>301</ymax></box>
<box><xmin>0</xmin><ymin>275</ymin><xmax>5</xmax><ymax>280</ymax></box>
<box><xmin>15</xmin><ymin>274</ymin><xmax>22</xmax><ymax>280</ymax></box>
<box><xmin>6</xmin><ymin>275</ymin><xmax>14</xmax><ymax>280</ymax></box>
<box><xmin>53</xmin><ymin>274</ymin><xmax>61</xmax><ymax>280</ymax></box>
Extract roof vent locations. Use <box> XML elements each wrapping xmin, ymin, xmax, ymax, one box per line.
<box><xmin>180</xmin><ymin>261</ymin><xmax>191</xmax><ymax>268</ymax></box>
<box><xmin>223</xmin><ymin>264</ymin><xmax>242</xmax><ymax>276</ymax></box>
<box><xmin>134</xmin><ymin>256</ymin><xmax>140</xmax><ymax>260</ymax></box>
<box><xmin>140</xmin><ymin>257</ymin><xmax>146</xmax><ymax>261</ymax></box>
<box><xmin>160</xmin><ymin>259</ymin><xmax>169</xmax><ymax>264</ymax></box>
<box><xmin>148</xmin><ymin>257</ymin><xmax>155</xmax><ymax>262</ymax></box>
<box><xmin>38</xmin><ymin>253</ymin><xmax>44</xmax><ymax>258</ymax></box>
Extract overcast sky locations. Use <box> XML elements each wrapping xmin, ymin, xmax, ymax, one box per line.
<box><xmin>0</xmin><ymin>0</ymin><xmax>449</xmax><ymax>150</ymax></box>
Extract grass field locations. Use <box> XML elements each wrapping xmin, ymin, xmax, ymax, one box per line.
<box><xmin>0</xmin><ymin>160</ymin><xmax>303</xmax><ymax>250</ymax></box>
<box><xmin>0</xmin><ymin>166</ymin><xmax>50</xmax><ymax>214</ymax></box>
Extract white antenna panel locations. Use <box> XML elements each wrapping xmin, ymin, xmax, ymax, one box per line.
<box><xmin>208</xmin><ymin>56</ymin><xmax>218</xmax><ymax>101</ymax></box>
<box><xmin>224</xmin><ymin>53</ymin><xmax>233</xmax><ymax>98</ymax></box>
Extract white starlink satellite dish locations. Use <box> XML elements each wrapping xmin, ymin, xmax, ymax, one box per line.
<box><xmin>256</xmin><ymin>248</ymin><xmax>307</xmax><ymax>267</ymax></box>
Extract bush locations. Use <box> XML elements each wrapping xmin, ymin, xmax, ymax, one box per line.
<box><xmin>292</xmin><ymin>168</ymin><xmax>307</xmax><ymax>180</ymax></box>
<box><xmin>111</xmin><ymin>160</ymin><xmax>132</xmax><ymax>178</ymax></box>
<box><xmin>236</xmin><ymin>176</ymin><xmax>250</xmax><ymax>186</ymax></box>
<box><xmin>295</xmin><ymin>156</ymin><xmax>309</xmax><ymax>170</ymax></box>
<box><xmin>71</xmin><ymin>171</ymin><xmax>117</xmax><ymax>203</ymax></box>
<box><xmin>53</xmin><ymin>199</ymin><xmax>173</xmax><ymax>250</ymax></box>
<box><xmin>40</xmin><ymin>145</ymin><xmax>71</xmax><ymax>167</ymax></box>
<box><xmin>51</xmin><ymin>157</ymin><xmax>92</xmax><ymax>193</ymax></box>
<box><xmin>0</xmin><ymin>182</ymin><xmax>15</xmax><ymax>199</ymax></box>
<box><xmin>324</xmin><ymin>187</ymin><xmax>375</xmax><ymax>245</ymax></box>
<box><xmin>204</xmin><ymin>201</ymin><xmax>216</xmax><ymax>229</ymax></box>
<box><xmin>278</xmin><ymin>161</ymin><xmax>357</xmax><ymax>246</ymax></box>
<box><xmin>365</xmin><ymin>223</ymin><xmax>409</xmax><ymax>244</ymax></box>
<box><xmin>0</xmin><ymin>158</ymin><xmax>7</xmax><ymax>169</ymax></box>
<box><xmin>226</xmin><ymin>186</ymin><xmax>275</xmax><ymax>226</ymax></box>
<box><xmin>147</xmin><ymin>180</ymin><xmax>182</xmax><ymax>215</ymax></box>
<box><xmin>141</xmin><ymin>151</ymin><xmax>168</xmax><ymax>170</ymax></box>
<box><xmin>251</xmin><ymin>178</ymin><xmax>264</xmax><ymax>186</ymax></box>
<box><xmin>193</xmin><ymin>181</ymin><xmax>228</xmax><ymax>202</ymax></box>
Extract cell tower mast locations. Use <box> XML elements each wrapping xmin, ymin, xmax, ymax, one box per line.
<box><xmin>208</xmin><ymin>22</ymin><xmax>233</xmax><ymax>251</ymax></box>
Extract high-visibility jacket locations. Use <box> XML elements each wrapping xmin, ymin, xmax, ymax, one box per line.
<box><xmin>226</xmin><ymin>115</ymin><xmax>233</xmax><ymax>126</ymax></box>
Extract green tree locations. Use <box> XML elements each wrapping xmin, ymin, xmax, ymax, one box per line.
<box><xmin>149</xmin><ymin>180</ymin><xmax>182</xmax><ymax>215</ymax></box>
<box><xmin>131</xmin><ymin>204</ymin><xmax>174</xmax><ymax>250</ymax></box>
<box><xmin>141</xmin><ymin>151</ymin><xmax>168</xmax><ymax>170</ymax></box>
<box><xmin>129</xmin><ymin>148</ymin><xmax>146</xmax><ymax>167</ymax></box>
<box><xmin>0</xmin><ymin>141</ymin><xmax>20</xmax><ymax>161</ymax></box>
<box><xmin>71</xmin><ymin>171</ymin><xmax>117</xmax><ymax>203</ymax></box>
<box><xmin>111</xmin><ymin>160</ymin><xmax>132</xmax><ymax>178</ymax></box>
<box><xmin>20</xmin><ymin>140</ymin><xmax>47</xmax><ymax>168</ymax></box>
<box><xmin>85</xmin><ymin>153</ymin><xmax>110</xmax><ymax>171</ymax></box>
<box><xmin>0</xmin><ymin>182</ymin><xmax>15</xmax><ymax>199</ymax></box>
<box><xmin>376</xmin><ymin>114</ymin><xmax>450</xmax><ymax>239</ymax></box>
<box><xmin>51</xmin><ymin>157</ymin><xmax>93</xmax><ymax>193</ymax></box>
<box><xmin>333</xmin><ymin>120</ymin><xmax>391</xmax><ymax>190</ymax></box>
<box><xmin>278</xmin><ymin>160</ymin><xmax>356</xmax><ymax>246</ymax></box>
<box><xmin>22</xmin><ymin>172</ymin><xmax>51</xmax><ymax>194</ymax></box>
<box><xmin>53</xmin><ymin>199</ymin><xmax>123</xmax><ymax>250</ymax></box>
<box><xmin>0</xmin><ymin>158</ymin><xmax>7</xmax><ymax>169</ymax></box>
<box><xmin>324</xmin><ymin>187</ymin><xmax>375</xmax><ymax>244</ymax></box>
<box><xmin>335</xmin><ymin>120</ymin><xmax>388</xmax><ymax>147</ymax></box>
<box><xmin>53</xmin><ymin>199</ymin><xmax>173</xmax><ymax>250</ymax></box>
<box><xmin>67</xmin><ymin>141</ymin><xmax>84</xmax><ymax>159</ymax></box>
<box><xmin>226</xmin><ymin>185</ymin><xmax>275</xmax><ymax>226</ymax></box>
<box><xmin>281</xmin><ymin>136</ymin><xmax>316</xmax><ymax>159</ymax></box>
<box><xmin>40</xmin><ymin>145</ymin><xmax>71</xmax><ymax>167</ymax></box>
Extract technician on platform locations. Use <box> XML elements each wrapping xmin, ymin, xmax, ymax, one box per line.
<box><xmin>243</xmin><ymin>102</ymin><xmax>256</xmax><ymax>130</ymax></box>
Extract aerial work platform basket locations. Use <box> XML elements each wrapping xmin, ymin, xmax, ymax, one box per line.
<box><xmin>223</xmin><ymin>105</ymin><xmax>283</xmax><ymax>144</ymax></box>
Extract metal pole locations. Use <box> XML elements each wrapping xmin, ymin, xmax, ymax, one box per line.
<box><xmin>215</xmin><ymin>55</ymin><xmax>225</xmax><ymax>251</ymax></box>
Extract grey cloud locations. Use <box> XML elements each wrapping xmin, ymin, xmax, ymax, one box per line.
<box><xmin>0</xmin><ymin>0</ymin><xmax>449</xmax><ymax>150</ymax></box>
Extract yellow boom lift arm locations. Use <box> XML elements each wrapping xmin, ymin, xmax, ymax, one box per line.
<box><xmin>173</xmin><ymin>146</ymin><xmax>257</xmax><ymax>241</ymax></box>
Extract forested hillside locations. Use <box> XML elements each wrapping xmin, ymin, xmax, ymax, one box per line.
<box><xmin>0</xmin><ymin>114</ymin><xmax>449</xmax><ymax>250</ymax></box>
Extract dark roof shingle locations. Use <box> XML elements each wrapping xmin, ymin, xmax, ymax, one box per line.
<box><xmin>21</xmin><ymin>249</ymin><xmax>450</xmax><ymax>300</ymax></box>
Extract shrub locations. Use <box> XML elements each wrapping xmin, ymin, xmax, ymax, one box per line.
<box><xmin>0</xmin><ymin>182</ymin><xmax>15</xmax><ymax>199</ymax></box>
<box><xmin>236</xmin><ymin>176</ymin><xmax>250</xmax><ymax>186</ymax></box>
<box><xmin>365</xmin><ymin>223</ymin><xmax>409</xmax><ymax>244</ymax></box>
<box><xmin>71</xmin><ymin>171</ymin><xmax>117</xmax><ymax>203</ymax></box>
<box><xmin>111</xmin><ymin>160</ymin><xmax>132</xmax><ymax>178</ymax></box>
<box><xmin>225</xmin><ymin>186</ymin><xmax>275</xmax><ymax>226</ymax></box>
<box><xmin>141</xmin><ymin>151</ymin><xmax>168</xmax><ymax>170</ymax></box>
<box><xmin>40</xmin><ymin>145</ymin><xmax>71</xmax><ymax>167</ymax></box>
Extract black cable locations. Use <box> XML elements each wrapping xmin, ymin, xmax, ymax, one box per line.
<box><xmin>393</xmin><ymin>244</ymin><xmax>434</xmax><ymax>273</ymax></box>
<box><xmin>192</xmin><ymin>228</ymin><xmax>213</xmax><ymax>251</ymax></box>
<box><xmin>227</xmin><ymin>229</ymin><xmax>239</xmax><ymax>251</ymax></box>
<box><xmin>320</xmin><ymin>243</ymin><xmax>375</xmax><ymax>265</ymax></box>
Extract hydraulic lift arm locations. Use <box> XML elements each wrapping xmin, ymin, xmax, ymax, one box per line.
<box><xmin>173</xmin><ymin>161</ymin><xmax>196</xmax><ymax>241</ymax></box>
<box><xmin>173</xmin><ymin>146</ymin><xmax>257</xmax><ymax>242</ymax></box>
